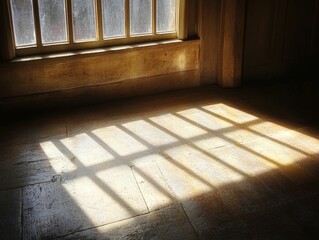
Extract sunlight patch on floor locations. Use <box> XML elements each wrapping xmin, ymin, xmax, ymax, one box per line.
<box><xmin>38</xmin><ymin>102</ymin><xmax>319</xmax><ymax>230</ymax></box>
<box><xmin>92</xmin><ymin>125</ymin><xmax>148</xmax><ymax>157</ymax></box>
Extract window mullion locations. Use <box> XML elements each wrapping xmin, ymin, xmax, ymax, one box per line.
<box><xmin>96</xmin><ymin>0</ymin><xmax>103</xmax><ymax>42</ymax></box>
<box><xmin>67</xmin><ymin>0</ymin><xmax>74</xmax><ymax>45</ymax></box>
<box><xmin>125</xmin><ymin>0</ymin><xmax>130</xmax><ymax>38</ymax></box>
<box><xmin>177</xmin><ymin>0</ymin><xmax>187</xmax><ymax>39</ymax></box>
<box><xmin>32</xmin><ymin>0</ymin><xmax>42</xmax><ymax>47</ymax></box>
<box><xmin>152</xmin><ymin>0</ymin><xmax>156</xmax><ymax>36</ymax></box>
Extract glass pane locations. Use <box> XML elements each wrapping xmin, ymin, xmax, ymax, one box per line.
<box><xmin>102</xmin><ymin>0</ymin><xmax>125</xmax><ymax>39</ymax></box>
<box><xmin>156</xmin><ymin>0</ymin><xmax>176</xmax><ymax>33</ymax></box>
<box><xmin>38</xmin><ymin>0</ymin><xmax>68</xmax><ymax>45</ymax></box>
<box><xmin>130</xmin><ymin>0</ymin><xmax>152</xmax><ymax>35</ymax></box>
<box><xmin>72</xmin><ymin>0</ymin><xmax>97</xmax><ymax>42</ymax></box>
<box><xmin>10</xmin><ymin>0</ymin><xmax>36</xmax><ymax>47</ymax></box>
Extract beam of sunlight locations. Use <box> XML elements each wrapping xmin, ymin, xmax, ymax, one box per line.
<box><xmin>160</xmin><ymin>147</ymin><xmax>245</xmax><ymax>199</ymax></box>
<box><xmin>40</xmin><ymin>140</ymin><xmax>148</xmax><ymax>227</ymax></box>
<box><xmin>132</xmin><ymin>162</ymin><xmax>176</xmax><ymax>211</ymax></box>
<box><xmin>174</xmin><ymin>110</ymin><xmax>285</xmax><ymax>171</ymax></box>
<box><xmin>176</xmin><ymin>111</ymin><xmax>302</xmax><ymax>167</ymax></box>
<box><xmin>40</xmin><ymin>141</ymin><xmax>77</xmax><ymax>173</ymax></box>
<box><xmin>198</xmin><ymin>104</ymin><xmax>319</xmax><ymax>164</ymax></box>
<box><xmin>37</xmin><ymin>101</ymin><xmax>319</xmax><ymax>236</ymax></box>
<box><xmin>92</xmin><ymin>126</ymin><xmax>148</xmax><ymax>157</ymax></box>
<box><xmin>82</xmin><ymin>129</ymin><xmax>178</xmax><ymax>211</ymax></box>
<box><xmin>79</xmin><ymin>49</ymin><xmax>107</xmax><ymax>55</ymax></box>
<box><xmin>180</xmin><ymin>109</ymin><xmax>280</xmax><ymax>168</ymax></box>
<box><xmin>177</xmin><ymin>107</ymin><xmax>234</xmax><ymax>130</ymax></box>
<box><xmin>109</xmin><ymin>45</ymin><xmax>133</xmax><ymax>51</ymax></box>
<box><xmin>145</xmin><ymin>118</ymin><xmax>252</xmax><ymax>177</ymax></box>
<box><xmin>60</xmin><ymin>133</ymin><xmax>114</xmax><ymax>167</ymax></box>
<box><xmin>135</xmin><ymin>42</ymin><xmax>158</xmax><ymax>47</ymax></box>
<box><xmin>46</xmin><ymin>52</ymin><xmax>76</xmax><ymax>58</ymax></box>
<box><xmin>60</xmin><ymin>171</ymin><xmax>148</xmax><ymax>226</ymax></box>
<box><xmin>236</xmin><ymin>136</ymin><xmax>307</xmax><ymax>165</ymax></box>
<box><xmin>174</xmin><ymin>114</ymin><xmax>278</xmax><ymax>175</ymax></box>
<box><xmin>120</xmin><ymin>121</ymin><xmax>246</xmax><ymax>197</ymax></box>
<box><xmin>250</xmin><ymin>122</ymin><xmax>319</xmax><ymax>156</ymax></box>
<box><xmin>59</xmin><ymin>134</ymin><xmax>147</xmax><ymax>218</ymax></box>
<box><xmin>149</xmin><ymin>113</ymin><xmax>207</xmax><ymax>139</ymax></box>
<box><xmin>122</xmin><ymin>120</ymin><xmax>177</xmax><ymax>147</ymax></box>
<box><xmin>14</xmin><ymin>56</ymin><xmax>43</xmax><ymax>62</ymax></box>
<box><xmin>199</xmin><ymin>106</ymin><xmax>313</xmax><ymax>156</ymax></box>
<box><xmin>148</xmin><ymin>113</ymin><xmax>315</xmax><ymax>186</ymax></box>
<box><xmin>118</xmin><ymin>124</ymin><xmax>227</xmax><ymax>196</ymax></box>
<box><xmin>202</xmin><ymin>103</ymin><xmax>259</xmax><ymax>124</ymax></box>
<box><xmin>149</xmin><ymin>112</ymin><xmax>279</xmax><ymax>176</ymax></box>
<box><xmin>159</xmin><ymin>39</ymin><xmax>182</xmax><ymax>44</ymax></box>
<box><xmin>176</xmin><ymin>50</ymin><xmax>187</xmax><ymax>71</ymax></box>
<box><xmin>58</xmin><ymin>137</ymin><xmax>147</xmax><ymax>214</ymax></box>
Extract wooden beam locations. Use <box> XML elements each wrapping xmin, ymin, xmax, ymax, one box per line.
<box><xmin>199</xmin><ymin>0</ymin><xmax>221</xmax><ymax>85</ymax></box>
<box><xmin>218</xmin><ymin>0</ymin><xmax>246</xmax><ymax>87</ymax></box>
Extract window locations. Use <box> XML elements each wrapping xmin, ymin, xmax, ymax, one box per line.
<box><xmin>9</xmin><ymin>0</ymin><xmax>178</xmax><ymax>56</ymax></box>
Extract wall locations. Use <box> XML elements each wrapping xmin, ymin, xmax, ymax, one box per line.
<box><xmin>198</xmin><ymin>0</ymin><xmax>221</xmax><ymax>85</ymax></box>
<box><xmin>243</xmin><ymin>0</ymin><xmax>319</xmax><ymax>81</ymax></box>
<box><xmin>0</xmin><ymin>41</ymin><xmax>200</xmax><ymax>110</ymax></box>
<box><xmin>0</xmin><ymin>41</ymin><xmax>199</xmax><ymax>98</ymax></box>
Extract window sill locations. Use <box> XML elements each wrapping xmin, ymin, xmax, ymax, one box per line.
<box><xmin>0</xmin><ymin>39</ymin><xmax>200</xmax><ymax>99</ymax></box>
<box><xmin>11</xmin><ymin>39</ymin><xmax>199</xmax><ymax>63</ymax></box>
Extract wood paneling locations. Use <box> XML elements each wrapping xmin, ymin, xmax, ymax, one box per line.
<box><xmin>186</xmin><ymin>0</ymin><xmax>199</xmax><ymax>38</ymax></box>
<box><xmin>243</xmin><ymin>0</ymin><xmax>288</xmax><ymax>80</ymax></box>
<box><xmin>284</xmin><ymin>0</ymin><xmax>317</xmax><ymax>61</ymax></box>
<box><xmin>218</xmin><ymin>0</ymin><xmax>246</xmax><ymax>87</ymax></box>
<box><xmin>198</xmin><ymin>0</ymin><xmax>249</xmax><ymax>87</ymax></box>
<box><xmin>0</xmin><ymin>40</ymin><xmax>200</xmax><ymax>98</ymax></box>
<box><xmin>244</xmin><ymin>0</ymin><xmax>319</xmax><ymax>82</ymax></box>
<box><xmin>199</xmin><ymin>0</ymin><xmax>221</xmax><ymax>85</ymax></box>
<box><xmin>244</xmin><ymin>0</ymin><xmax>276</xmax><ymax>68</ymax></box>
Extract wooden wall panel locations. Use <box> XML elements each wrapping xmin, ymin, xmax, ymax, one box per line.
<box><xmin>243</xmin><ymin>0</ymin><xmax>288</xmax><ymax>80</ymax></box>
<box><xmin>186</xmin><ymin>0</ymin><xmax>199</xmax><ymax>38</ymax></box>
<box><xmin>284</xmin><ymin>0</ymin><xmax>317</xmax><ymax>61</ymax></box>
<box><xmin>243</xmin><ymin>0</ymin><xmax>319</xmax><ymax>82</ymax></box>
<box><xmin>218</xmin><ymin>0</ymin><xmax>246</xmax><ymax>87</ymax></box>
<box><xmin>244</xmin><ymin>0</ymin><xmax>276</xmax><ymax>68</ymax></box>
<box><xmin>199</xmin><ymin>0</ymin><xmax>221</xmax><ymax>85</ymax></box>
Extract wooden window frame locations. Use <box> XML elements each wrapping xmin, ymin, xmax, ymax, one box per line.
<box><xmin>1</xmin><ymin>0</ymin><xmax>191</xmax><ymax>58</ymax></box>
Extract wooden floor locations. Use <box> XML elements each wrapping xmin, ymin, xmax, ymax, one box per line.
<box><xmin>1</xmin><ymin>82</ymin><xmax>319</xmax><ymax>239</ymax></box>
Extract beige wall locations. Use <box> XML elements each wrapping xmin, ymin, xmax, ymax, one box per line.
<box><xmin>0</xmin><ymin>41</ymin><xmax>199</xmax><ymax>98</ymax></box>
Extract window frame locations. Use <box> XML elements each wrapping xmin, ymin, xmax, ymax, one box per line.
<box><xmin>7</xmin><ymin>0</ymin><xmax>184</xmax><ymax>57</ymax></box>
<box><xmin>1</xmin><ymin>0</ymin><xmax>196</xmax><ymax>61</ymax></box>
